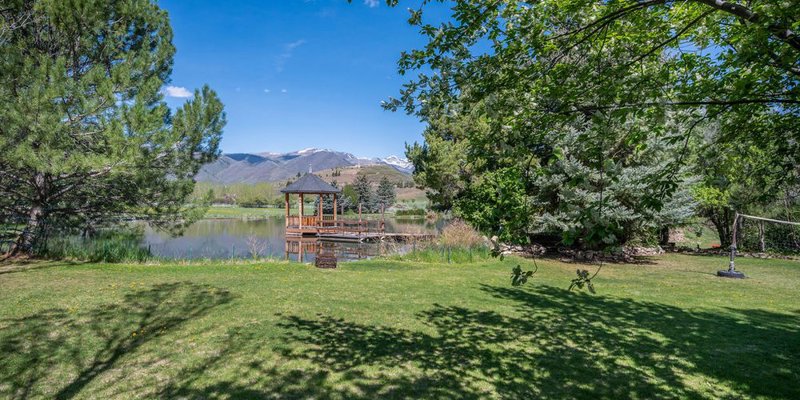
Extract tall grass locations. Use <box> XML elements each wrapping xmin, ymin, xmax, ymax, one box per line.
<box><xmin>36</xmin><ymin>229</ymin><xmax>151</xmax><ymax>263</ymax></box>
<box><xmin>390</xmin><ymin>243</ymin><xmax>492</xmax><ymax>263</ymax></box>
<box><xmin>388</xmin><ymin>219</ymin><xmax>492</xmax><ymax>263</ymax></box>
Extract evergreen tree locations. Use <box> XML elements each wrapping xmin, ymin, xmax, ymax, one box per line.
<box><xmin>316</xmin><ymin>180</ymin><xmax>338</xmax><ymax>214</ymax></box>
<box><xmin>352</xmin><ymin>174</ymin><xmax>375</xmax><ymax>212</ymax></box>
<box><xmin>410</xmin><ymin>99</ymin><xmax>698</xmax><ymax>247</ymax></box>
<box><xmin>376</xmin><ymin>177</ymin><xmax>397</xmax><ymax>211</ymax></box>
<box><xmin>0</xmin><ymin>0</ymin><xmax>226</xmax><ymax>255</ymax></box>
<box><xmin>339</xmin><ymin>185</ymin><xmax>357</xmax><ymax>213</ymax></box>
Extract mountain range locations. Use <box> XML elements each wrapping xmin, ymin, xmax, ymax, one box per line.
<box><xmin>196</xmin><ymin>148</ymin><xmax>413</xmax><ymax>184</ymax></box>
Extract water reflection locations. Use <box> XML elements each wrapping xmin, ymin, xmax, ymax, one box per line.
<box><xmin>143</xmin><ymin>217</ymin><xmax>440</xmax><ymax>261</ymax></box>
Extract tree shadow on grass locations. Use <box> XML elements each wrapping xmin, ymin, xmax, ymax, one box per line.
<box><xmin>0</xmin><ymin>281</ymin><xmax>233</xmax><ymax>399</ymax></box>
<box><xmin>0</xmin><ymin>260</ymin><xmax>81</xmax><ymax>275</ymax></box>
<box><xmin>153</xmin><ymin>284</ymin><xmax>799</xmax><ymax>399</ymax></box>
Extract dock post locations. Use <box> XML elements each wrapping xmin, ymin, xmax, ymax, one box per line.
<box><xmin>380</xmin><ymin>203</ymin><xmax>385</xmax><ymax>233</ymax></box>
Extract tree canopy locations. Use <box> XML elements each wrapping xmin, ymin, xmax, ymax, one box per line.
<box><xmin>0</xmin><ymin>0</ymin><xmax>226</xmax><ymax>256</ymax></box>
<box><xmin>390</xmin><ymin>0</ymin><xmax>798</xmax><ymax>247</ymax></box>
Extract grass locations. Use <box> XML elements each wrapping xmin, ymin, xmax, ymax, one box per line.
<box><xmin>35</xmin><ymin>230</ymin><xmax>151</xmax><ymax>263</ymax></box>
<box><xmin>0</xmin><ymin>254</ymin><xmax>798</xmax><ymax>399</ymax></box>
<box><xmin>674</xmin><ymin>225</ymin><xmax>722</xmax><ymax>249</ymax></box>
<box><xmin>204</xmin><ymin>205</ymin><xmax>285</xmax><ymax>219</ymax></box>
<box><xmin>205</xmin><ymin>205</ymin><xmax>394</xmax><ymax>219</ymax></box>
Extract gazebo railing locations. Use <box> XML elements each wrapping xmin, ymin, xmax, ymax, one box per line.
<box><xmin>286</xmin><ymin>216</ymin><xmax>319</xmax><ymax>227</ymax></box>
<box><xmin>286</xmin><ymin>216</ymin><xmax>384</xmax><ymax>235</ymax></box>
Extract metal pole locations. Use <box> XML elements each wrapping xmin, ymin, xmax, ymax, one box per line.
<box><xmin>729</xmin><ymin>212</ymin><xmax>739</xmax><ymax>272</ymax></box>
<box><xmin>718</xmin><ymin>212</ymin><xmax>745</xmax><ymax>278</ymax></box>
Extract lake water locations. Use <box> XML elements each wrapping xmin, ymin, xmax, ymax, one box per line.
<box><xmin>142</xmin><ymin>217</ymin><xmax>441</xmax><ymax>262</ymax></box>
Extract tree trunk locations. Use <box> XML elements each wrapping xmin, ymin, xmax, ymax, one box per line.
<box><xmin>758</xmin><ymin>221</ymin><xmax>766</xmax><ymax>252</ymax></box>
<box><xmin>658</xmin><ymin>226</ymin><xmax>670</xmax><ymax>246</ymax></box>
<box><xmin>710</xmin><ymin>209</ymin><xmax>733</xmax><ymax>248</ymax></box>
<box><xmin>8</xmin><ymin>204</ymin><xmax>45</xmax><ymax>256</ymax></box>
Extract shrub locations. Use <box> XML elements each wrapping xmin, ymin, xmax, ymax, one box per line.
<box><xmin>439</xmin><ymin>219</ymin><xmax>485</xmax><ymax>248</ymax></box>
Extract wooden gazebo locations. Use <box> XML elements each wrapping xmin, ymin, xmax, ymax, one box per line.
<box><xmin>281</xmin><ymin>173</ymin><xmax>340</xmax><ymax>236</ymax></box>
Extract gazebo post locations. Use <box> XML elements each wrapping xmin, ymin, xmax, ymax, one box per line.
<box><xmin>284</xmin><ymin>193</ymin><xmax>289</xmax><ymax>228</ymax></box>
<box><xmin>318</xmin><ymin>194</ymin><xmax>323</xmax><ymax>223</ymax></box>
<box><xmin>299</xmin><ymin>193</ymin><xmax>304</xmax><ymax>228</ymax></box>
<box><xmin>333</xmin><ymin>193</ymin><xmax>337</xmax><ymax>228</ymax></box>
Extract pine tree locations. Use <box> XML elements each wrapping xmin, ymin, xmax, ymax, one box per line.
<box><xmin>352</xmin><ymin>174</ymin><xmax>375</xmax><ymax>212</ymax></box>
<box><xmin>0</xmin><ymin>0</ymin><xmax>226</xmax><ymax>256</ymax></box>
<box><xmin>376</xmin><ymin>177</ymin><xmax>397</xmax><ymax>211</ymax></box>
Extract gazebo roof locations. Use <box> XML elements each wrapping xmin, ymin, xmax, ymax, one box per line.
<box><xmin>280</xmin><ymin>173</ymin><xmax>341</xmax><ymax>194</ymax></box>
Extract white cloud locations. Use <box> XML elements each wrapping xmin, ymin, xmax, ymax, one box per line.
<box><xmin>275</xmin><ymin>39</ymin><xmax>307</xmax><ymax>72</ymax></box>
<box><xmin>163</xmin><ymin>85</ymin><xmax>192</xmax><ymax>98</ymax></box>
<box><xmin>364</xmin><ymin>0</ymin><xmax>379</xmax><ymax>7</ymax></box>
<box><xmin>286</xmin><ymin>39</ymin><xmax>306</xmax><ymax>50</ymax></box>
<box><xmin>281</xmin><ymin>89</ymin><xmax>287</xmax><ymax>93</ymax></box>
<box><xmin>264</xmin><ymin>89</ymin><xmax>271</xmax><ymax>93</ymax></box>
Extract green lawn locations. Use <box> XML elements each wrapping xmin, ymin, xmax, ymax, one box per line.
<box><xmin>0</xmin><ymin>254</ymin><xmax>798</xmax><ymax>399</ymax></box>
<box><xmin>204</xmin><ymin>206</ymin><xmax>285</xmax><ymax>219</ymax></box>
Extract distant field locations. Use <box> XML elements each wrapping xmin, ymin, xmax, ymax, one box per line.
<box><xmin>204</xmin><ymin>206</ymin><xmax>284</xmax><ymax>219</ymax></box>
<box><xmin>205</xmin><ymin>206</ymin><xmax>395</xmax><ymax>219</ymax></box>
<box><xmin>316</xmin><ymin>164</ymin><xmax>412</xmax><ymax>186</ymax></box>
<box><xmin>395</xmin><ymin>187</ymin><xmax>427</xmax><ymax>203</ymax></box>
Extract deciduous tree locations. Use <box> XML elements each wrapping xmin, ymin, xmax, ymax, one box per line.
<box><xmin>388</xmin><ymin>0</ymin><xmax>798</xmax><ymax>247</ymax></box>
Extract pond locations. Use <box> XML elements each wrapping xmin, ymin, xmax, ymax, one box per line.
<box><xmin>143</xmin><ymin>217</ymin><xmax>441</xmax><ymax>262</ymax></box>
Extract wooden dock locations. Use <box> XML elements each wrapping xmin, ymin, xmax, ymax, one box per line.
<box><xmin>317</xmin><ymin>232</ymin><xmax>435</xmax><ymax>243</ymax></box>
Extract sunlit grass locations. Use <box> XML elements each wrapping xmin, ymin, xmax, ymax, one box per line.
<box><xmin>0</xmin><ymin>254</ymin><xmax>798</xmax><ymax>399</ymax></box>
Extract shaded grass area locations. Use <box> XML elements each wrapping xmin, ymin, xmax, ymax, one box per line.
<box><xmin>0</xmin><ymin>255</ymin><xmax>798</xmax><ymax>399</ymax></box>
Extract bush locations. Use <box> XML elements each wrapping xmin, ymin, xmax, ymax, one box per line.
<box><xmin>439</xmin><ymin>219</ymin><xmax>485</xmax><ymax>248</ymax></box>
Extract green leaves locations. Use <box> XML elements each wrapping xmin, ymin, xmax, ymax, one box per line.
<box><xmin>568</xmin><ymin>268</ymin><xmax>596</xmax><ymax>294</ymax></box>
<box><xmin>0</xmin><ymin>0</ymin><xmax>225</xmax><ymax>254</ymax></box>
<box><xmin>394</xmin><ymin>0</ymin><xmax>797</xmax><ymax>251</ymax></box>
<box><xmin>511</xmin><ymin>264</ymin><xmax>535</xmax><ymax>287</ymax></box>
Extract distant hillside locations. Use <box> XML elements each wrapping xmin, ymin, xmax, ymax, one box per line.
<box><xmin>314</xmin><ymin>165</ymin><xmax>427</xmax><ymax>202</ymax></box>
<box><xmin>315</xmin><ymin>165</ymin><xmax>411</xmax><ymax>186</ymax></box>
<box><xmin>196</xmin><ymin>148</ymin><xmax>412</xmax><ymax>184</ymax></box>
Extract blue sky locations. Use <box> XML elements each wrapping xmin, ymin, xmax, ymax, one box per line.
<box><xmin>159</xmin><ymin>0</ymin><xmax>432</xmax><ymax>158</ymax></box>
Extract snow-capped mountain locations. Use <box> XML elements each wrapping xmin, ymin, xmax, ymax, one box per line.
<box><xmin>382</xmin><ymin>155</ymin><xmax>414</xmax><ymax>173</ymax></box>
<box><xmin>196</xmin><ymin>149</ymin><xmax>413</xmax><ymax>184</ymax></box>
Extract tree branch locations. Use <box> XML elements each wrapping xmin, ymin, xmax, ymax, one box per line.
<box><xmin>691</xmin><ymin>0</ymin><xmax>799</xmax><ymax>51</ymax></box>
<box><xmin>570</xmin><ymin>98</ymin><xmax>800</xmax><ymax>114</ymax></box>
<box><xmin>625</xmin><ymin>9</ymin><xmax>716</xmax><ymax>68</ymax></box>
